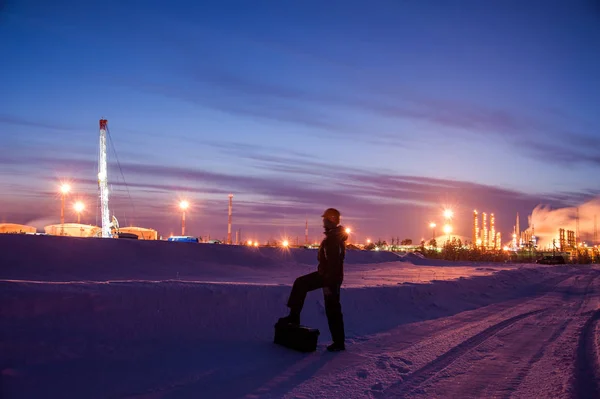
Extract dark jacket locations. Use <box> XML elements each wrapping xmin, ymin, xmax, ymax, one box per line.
<box><xmin>317</xmin><ymin>225</ymin><xmax>348</xmax><ymax>285</ymax></box>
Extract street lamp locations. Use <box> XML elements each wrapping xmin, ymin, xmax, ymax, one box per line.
<box><xmin>74</xmin><ymin>201</ymin><xmax>85</xmax><ymax>224</ymax></box>
<box><xmin>179</xmin><ymin>200</ymin><xmax>189</xmax><ymax>236</ymax></box>
<box><xmin>60</xmin><ymin>183</ymin><xmax>71</xmax><ymax>224</ymax></box>
<box><xmin>443</xmin><ymin>224</ymin><xmax>452</xmax><ymax>243</ymax></box>
<box><xmin>443</xmin><ymin>209</ymin><xmax>454</xmax><ymax>220</ymax></box>
<box><xmin>59</xmin><ymin>183</ymin><xmax>71</xmax><ymax>236</ymax></box>
<box><xmin>429</xmin><ymin>222</ymin><xmax>436</xmax><ymax>240</ymax></box>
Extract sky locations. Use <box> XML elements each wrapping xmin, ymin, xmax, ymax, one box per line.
<box><xmin>1</xmin><ymin>0</ymin><xmax>599</xmax><ymax>244</ymax></box>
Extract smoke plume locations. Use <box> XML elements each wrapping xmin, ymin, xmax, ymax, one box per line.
<box><xmin>529</xmin><ymin>197</ymin><xmax>600</xmax><ymax>246</ymax></box>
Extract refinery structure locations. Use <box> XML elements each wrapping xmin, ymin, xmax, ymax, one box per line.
<box><xmin>0</xmin><ymin>118</ymin><xmax>598</xmax><ymax>259</ymax></box>
<box><xmin>471</xmin><ymin>210</ymin><xmax>502</xmax><ymax>250</ymax></box>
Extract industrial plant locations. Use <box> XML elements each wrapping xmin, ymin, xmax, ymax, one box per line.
<box><xmin>0</xmin><ymin>119</ymin><xmax>598</xmax><ymax>263</ymax></box>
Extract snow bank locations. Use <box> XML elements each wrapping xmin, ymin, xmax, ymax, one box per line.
<box><xmin>0</xmin><ymin>233</ymin><xmax>579</xmax><ymax>398</ymax></box>
<box><xmin>1</xmin><ymin>266</ymin><xmax>574</xmax><ymax>364</ymax></box>
<box><xmin>0</xmin><ymin>234</ymin><xmax>401</xmax><ymax>282</ymax></box>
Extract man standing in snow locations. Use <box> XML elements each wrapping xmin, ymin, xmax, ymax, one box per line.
<box><xmin>278</xmin><ymin>208</ymin><xmax>348</xmax><ymax>352</ymax></box>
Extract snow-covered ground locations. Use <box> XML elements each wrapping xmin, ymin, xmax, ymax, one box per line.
<box><xmin>1</xmin><ymin>235</ymin><xmax>599</xmax><ymax>398</ymax></box>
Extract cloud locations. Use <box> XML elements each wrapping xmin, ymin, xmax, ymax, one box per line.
<box><xmin>0</xmin><ymin>114</ymin><xmax>83</xmax><ymax>132</ymax></box>
<box><xmin>4</xmin><ymin>153</ymin><xmax>596</xmax><ymax>241</ymax></box>
<box><xmin>121</xmin><ymin>79</ymin><xmax>347</xmax><ymax>133</ymax></box>
<box><xmin>162</xmin><ymin>67</ymin><xmax>600</xmax><ymax>168</ymax></box>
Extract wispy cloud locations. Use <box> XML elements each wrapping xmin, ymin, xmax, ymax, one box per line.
<box><xmin>3</xmin><ymin>153</ymin><xmax>595</xmax><ymax>239</ymax></box>
<box><xmin>0</xmin><ymin>114</ymin><xmax>82</xmax><ymax>132</ymax></box>
<box><xmin>156</xmin><ymin>64</ymin><xmax>600</xmax><ymax>167</ymax></box>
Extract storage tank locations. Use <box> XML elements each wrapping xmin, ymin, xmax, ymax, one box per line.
<box><xmin>44</xmin><ymin>223</ymin><xmax>100</xmax><ymax>237</ymax></box>
<box><xmin>0</xmin><ymin>223</ymin><xmax>37</xmax><ymax>234</ymax></box>
<box><xmin>118</xmin><ymin>226</ymin><xmax>158</xmax><ymax>240</ymax></box>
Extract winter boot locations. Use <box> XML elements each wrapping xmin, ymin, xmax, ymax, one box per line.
<box><xmin>326</xmin><ymin>342</ymin><xmax>345</xmax><ymax>352</ymax></box>
<box><xmin>277</xmin><ymin>310</ymin><xmax>300</xmax><ymax>326</ymax></box>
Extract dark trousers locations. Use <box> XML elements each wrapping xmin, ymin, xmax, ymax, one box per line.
<box><xmin>287</xmin><ymin>271</ymin><xmax>345</xmax><ymax>344</ymax></box>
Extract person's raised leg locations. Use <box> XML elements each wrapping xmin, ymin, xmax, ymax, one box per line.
<box><xmin>279</xmin><ymin>271</ymin><xmax>324</xmax><ymax>325</ymax></box>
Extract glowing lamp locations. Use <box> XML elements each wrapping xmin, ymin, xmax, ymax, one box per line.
<box><xmin>74</xmin><ymin>201</ymin><xmax>85</xmax><ymax>213</ymax></box>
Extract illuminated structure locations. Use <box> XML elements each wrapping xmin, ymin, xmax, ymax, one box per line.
<box><xmin>74</xmin><ymin>201</ymin><xmax>85</xmax><ymax>224</ymax></box>
<box><xmin>595</xmin><ymin>215</ymin><xmax>598</xmax><ymax>244</ymax></box>
<box><xmin>482</xmin><ymin>212</ymin><xmax>488</xmax><ymax>248</ymax></box>
<box><xmin>490</xmin><ymin>213</ymin><xmax>496</xmax><ymax>249</ymax></box>
<box><xmin>305</xmin><ymin>218</ymin><xmax>309</xmax><ymax>245</ymax></box>
<box><xmin>118</xmin><ymin>226</ymin><xmax>158</xmax><ymax>240</ymax></box>
<box><xmin>179</xmin><ymin>200</ymin><xmax>189</xmax><ymax>236</ymax></box>
<box><xmin>227</xmin><ymin>194</ymin><xmax>233</xmax><ymax>244</ymax></box>
<box><xmin>472</xmin><ymin>209</ymin><xmax>503</xmax><ymax>250</ymax></box>
<box><xmin>98</xmin><ymin>119</ymin><xmax>111</xmax><ymax>238</ymax></box>
<box><xmin>472</xmin><ymin>210</ymin><xmax>479</xmax><ymax>248</ymax></box>
<box><xmin>60</xmin><ymin>183</ymin><xmax>70</xmax><ymax>227</ymax></box>
<box><xmin>516</xmin><ymin>212</ymin><xmax>521</xmax><ymax>246</ymax></box>
<box><xmin>0</xmin><ymin>223</ymin><xmax>37</xmax><ymax>234</ymax></box>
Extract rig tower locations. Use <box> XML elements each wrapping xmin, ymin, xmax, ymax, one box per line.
<box><xmin>98</xmin><ymin>119</ymin><xmax>111</xmax><ymax>238</ymax></box>
<box><xmin>227</xmin><ymin>194</ymin><xmax>233</xmax><ymax>244</ymax></box>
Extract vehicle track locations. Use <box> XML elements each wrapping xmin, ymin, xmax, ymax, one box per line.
<box><xmin>573</xmin><ymin>308</ymin><xmax>600</xmax><ymax>399</ymax></box>
<box><xmin>502</xmin><ymin>272</ymin><xmax>599</xmax><ymax>398</ymax></box>
<box><xmin>376</xmin><ymin>309</ymin><xmax>545</xmax><ymax>398</ymax></box>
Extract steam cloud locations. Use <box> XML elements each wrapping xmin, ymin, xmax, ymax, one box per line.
<box><xmin>529</xmin><ymin>197</ymin><xmax>600</xmax><ymax>246</ymax></box>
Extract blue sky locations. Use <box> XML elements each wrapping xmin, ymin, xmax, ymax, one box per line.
<box><xmin>1</xmin><ymin>0</ymin><xmax>599</xmax><ymax>242</ymax></box>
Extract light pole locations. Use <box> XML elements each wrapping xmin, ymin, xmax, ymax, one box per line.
<box><xmin>179</xmin><ymin>200</ymin><xmax>189</xmax><ymax>236</ymax></box>
<box><xmin>74</xmin><ymin>201</ymin><xmax>85</xmax><ymax>224</ymax></box>
<box><xmin>429</xmin><ymin>222</ymin><xmax>436</xmax><ymax>240</ymax></box>
<box><xmin>60</xmin><ymin>183</ymin><xmax>71</xmax><ymax>235</ymax></box>
<box><xmin>443</xmin><ymin>224</ymin><xmax>453</xmax><ymax>243</ymax></box>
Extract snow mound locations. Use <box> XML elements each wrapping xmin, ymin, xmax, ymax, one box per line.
<box><xmin>0</xmin><ymin>234</ymin><xmax>400</xmax><ymax>282</ymax></box>
<box><xmin>397</xmin><ymin>251</ymin><xmax>460</xmax><ymax>266</ymax></box>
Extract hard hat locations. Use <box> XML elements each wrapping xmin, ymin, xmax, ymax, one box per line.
<box><xmin>321</xmin><ymin>208</ymin><xmax>341</xmax><ymax>224</ymax></box>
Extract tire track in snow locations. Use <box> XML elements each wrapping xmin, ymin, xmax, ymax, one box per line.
<box><xmin>376</xmin><ymin>309</ymin><xmax>545</xmax><ymax>398</ymax></box>
<box><xmin>502</xmin><ymin>272</ymin><xmax>598</xmax><ymax>398</ymax></box>
<box><xmin>574</xmin><ymin>308</ymin><xmax>600</xmax><ymax>399</ymax></box>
